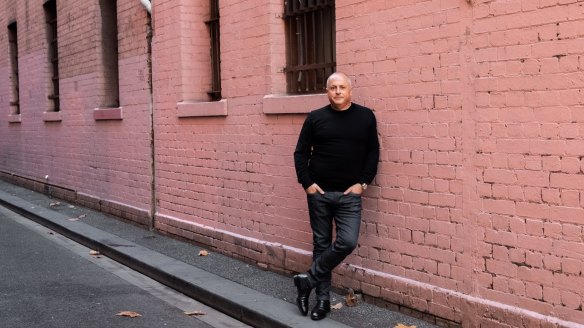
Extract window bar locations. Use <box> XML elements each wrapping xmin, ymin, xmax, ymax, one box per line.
<box><xmin>312</xmin><ymin>10</ymin><xmax>317</xmax><ymax>91</ymax></box>
<box><xmin>303</xmin><ymin>11</ymin><xmax>309</xmax><ymax>91</ymax></box>
<box><xmin>296</xmin><ymin>17</ymin><xmax>304</xmax><ymax>93</ymax></box>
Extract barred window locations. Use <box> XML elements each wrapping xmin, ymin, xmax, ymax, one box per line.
<box><xmin>206</xmin><ymin>0</ymin><xmax>221</xmax><ymax>101</ymax></box>
<box><xmin>99</xmin><ymin>0</ymin><xmax>119</xmax><ymax>108</ymax></box>
<box><xmin>44</xmin><ymin>0</ymin><xmax>60</xmax><ymax>112</ymax></box>
<box><xmin>284</xmin><ymin>0</ymin><xmax>335</xmax><ymax>94</ymax></box>
<box><xmin>8</xmin><ymin>22</ymin><xmax>19</xmax><ymax>114</ymax></box>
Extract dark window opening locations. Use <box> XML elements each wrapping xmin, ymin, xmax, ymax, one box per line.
<box><xmin>44</xmin><ymin>0</ymin><xmax>60</xmax><ymax>112</ymax></box>
<box><xmin>284</xmin><ymin>0</ymin><xmax>336</xmax><ymax>94</ymax></box>
<box><xmin>206</xmin><ymin>0</ymin><xmax>221</xmax><ymax>101</ymax></box>
<box><xmin>99</xmin><ymin>0</ymin><xmax>119</xmax><ymax>108</ymax></box>
<box><xmin>8</xmin><ymin>22</ymin><xmax>19</xmax><ymax>114</ymax></box>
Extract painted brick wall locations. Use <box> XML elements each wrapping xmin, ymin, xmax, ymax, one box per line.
<box><xmin>1</xmin><ymin>0</ymin><xmax>584</xmax><ymax>327</ymax></box>
<box><xmin>471</xmin><ymin>0</ymin><xmax>584</xmax><ymax>324</ymax></box>
<box><xmin>0</xmin><ymin>0</ymin><xmax>152</xmax><ymax>212</ymax></box>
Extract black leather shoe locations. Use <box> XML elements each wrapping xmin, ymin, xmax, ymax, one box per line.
<box><xmin>310</xmin><ymin>300</ymin><xmax>331</xmax><ymax>321</ymax></box>
<box><xmin>293</xmin><ymin>274</ymin><xmax>313</xmax><ymax>316</ymax></box>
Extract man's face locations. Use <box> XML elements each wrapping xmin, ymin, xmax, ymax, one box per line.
<box><xmin>327</xmin><ymin>76</ymin><xmax>352</xmax><ymax>110</ymax></box>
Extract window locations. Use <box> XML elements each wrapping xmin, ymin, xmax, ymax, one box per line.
<box><xmin>44</xmin><ymin>0</ymin><xmax>60</xmax><ymax>112</ymax></box>
<box><xmin>206</xmin><ymin>0</ymin><xmax>221</xmax><ymax>101</ymax></box>
<box><xmin>99</xmin><ymin>0</ymin><xmax>119</xmax><ymax>108</ymax></box>
<box><xmin>284</xmin><ymin>0</ymin><xmax>336</xmax><ymax>94</ymax></box>
<box><xmin>8</xmin><ymin>22</ymin><xmax>19</xmax><ymax>115</ymax></box>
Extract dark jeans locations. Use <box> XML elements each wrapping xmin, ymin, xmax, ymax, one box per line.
<box><xmin>306</xmin><ymin>191</ymin><xmax>362</xmax><ymax>300</ymax></box>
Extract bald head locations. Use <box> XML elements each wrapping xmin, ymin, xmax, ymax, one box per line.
<box><xmin>326</xmin><ymin>72</ymin><xmax>353</xmax><ymax>111</ymax></box>
<box><xmin>326</xmin><ymin>72</ymin><xmax>352</xmax><ymax>89</ymax></box>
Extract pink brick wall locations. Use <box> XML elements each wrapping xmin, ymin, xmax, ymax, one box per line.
<box><xmin>471</xmin><ymin>0</ymin><xmax>584</xmax><ymax>325</ymax></box>
<box><xmin>0</xmin><ymin>0</ymin><xmax>152</xmax><ymax>210</ymax></box>
<box><xmin>2</xmin><ymin>0</ymin><xmax>584</xmax><ymax>326</ymax></box>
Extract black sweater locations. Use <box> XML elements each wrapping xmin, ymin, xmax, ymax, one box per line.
<box><xmin>294</xmin><ymin>103</ymin><xmax>380</xmax><ymax>191</ymax></box>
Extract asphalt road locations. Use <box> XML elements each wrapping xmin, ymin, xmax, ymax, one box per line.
<box><xmin>0</xmin><ymin>205</ymin><xmax>250</xmax><ymax>328</ymax></box>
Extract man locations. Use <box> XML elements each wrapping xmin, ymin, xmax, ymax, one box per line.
<box><xmin>293</xmin><ymin>72</ymin><xmax>380</xmax><ymax>320</ymax></box>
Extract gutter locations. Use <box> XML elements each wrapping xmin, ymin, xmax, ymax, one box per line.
<box><xmin>140</xmin><ymin>0</ymin><xmax>151</xmax><ymax>14</ymax></box>
<box><xmin>140</xmin><ymin>0</ymin><xmax>155</xmax><ymax>230</ymax></box>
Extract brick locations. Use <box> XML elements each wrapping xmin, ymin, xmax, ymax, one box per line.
<box><xmin>483</xmin><ymin>168</ymin><xmax>517</xmax><ymax>183</ymax></box>
<box><xmin>486</xmin><ymin>259</ymin><xmax>517</xmax><ymax>277</ymax></box>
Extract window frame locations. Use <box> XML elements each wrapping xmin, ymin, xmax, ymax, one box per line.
<box><xmin>283</xmin><ymin>0</ymin><xmax>336</xmax><ymax>95</ymax></box>
<box><xmin>8</xmin><ymin>21</ymin><xmax>19</xmax><ymax>115</ymax></box>
<box><xmin>44</xmin><ymin>0</ymin><xmax>60</xmax><ymax>112</ymax></box>
<box><xmin>205</xmin><ymin>0</ymin><xmax>221</xmax><ymax>101</ymax></box>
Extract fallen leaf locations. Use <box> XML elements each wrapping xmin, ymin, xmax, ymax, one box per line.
<box><xmin>345</xmin><ymin>288</ymin><xmax>359</xmax><ymax>307</ymax></box>
<box><xmin>184</xmin><ymin>310</ymin><xmax>206</xmax><ymax>316</ymax></box>
<box><xmin>331</xmin><ymin>302</ymin><xmax>343</xmax><ymax>310</ymax></box>
<box><xmin>198</xmin><ymin>250</ymin><xmax>209</xmax><ymax>256</ymax></box>
<box><xmin>394</xmin><ymin>324</ymin><xmax>416</xmax><ymax>328</ymax></box>
<box><xmin>49</xmin><ymin>202</ymin><xmax>60</xmax><ymax>207</ymax></box>
<box><xmin>116</xmin><ymin>311</ymin><xmax>141</xmax><ymax>318</ymax></box>
<box><xmin>68</xmin><ymin>205</ymin><xmax>76</xmax><ymax>209</ymax></box>
<box><xmin>69</xmin><ymin>214</ymin><xmax>86</xmax><ymax>221</ymax></box>
<box><xmin>89</xmin><ymin>250</ymin><xmax>101</xmax><ymax>256</ymax></box>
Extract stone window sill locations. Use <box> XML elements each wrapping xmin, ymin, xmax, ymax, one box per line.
<box><xmin>94</xmin><ymin>107</ymin><xmax>123</xmax><ymax>120</ymax></box>
<box><xmin>43</xmin><ymin>111</ymin><xmax>62</xmax><ymax>122</ymax></box>
<box><xmin>8</xmin><ymin>114</ymin><xmax>21</xmax><ymax>123</ymax></box>
<box><xmin>262</xmin><ymin>94</ymin><xmax>327</xmax><ymax>114</ymax></box>
<box><xmin>177</xmin><ymin>100</ymin><xmax>228</xmax><ymax>117</ymax></box>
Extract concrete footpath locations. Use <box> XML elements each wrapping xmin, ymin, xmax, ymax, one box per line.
<box><xmin>0</xmin><ymin>180</ymin><xmax>438</xmax><ymax>328</ymax></box>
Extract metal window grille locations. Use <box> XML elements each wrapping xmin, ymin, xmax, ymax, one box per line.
<box><xmin>284</xmin><ymin>0</ymin><xmax>336</xmax><ymax>94</ymax></box>
<box><xmin>8</xmin><ymin>22</ymin><xmax>19</xmax><ymax>114</ymax></box>
<box><xmin>206</xmin><ymin>0</ymin><xmax>221</xmax><ymax>101</ymax></box>
<box><xmin>45</xmin><ymin>0</ymin><xmax>60</xmax><ymax>112</ymax></box>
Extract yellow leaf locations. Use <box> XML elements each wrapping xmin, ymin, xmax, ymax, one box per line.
<box><xmin>394</xmin><ymin>324</ymin><xmax>416</xmax><ymax>328</ymax></box>
<box><xmin>116</xmin><ymin>311</ymin><xmax>141</xmax><ymax>318</ymax></box>
<box><xmin>199</xmin><ymin>250</ymin><xmax>209</xmax><ymax>256</ymax></box>
<box><xmin>184</xmin><ymin>310</ymin><xmax>206</xmax><ymax>316</ymax></box>
<box><xmin>331</xmin><ymin>302</ymin><xmax>343</xmax><ymax>310</ymax></box>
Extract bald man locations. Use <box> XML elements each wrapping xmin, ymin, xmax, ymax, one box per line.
<box><xmin>293</xmin><ymin>72</ymin><xmax>380</xmax><ymax>320</ymax></box>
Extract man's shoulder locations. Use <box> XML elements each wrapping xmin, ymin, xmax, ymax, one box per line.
<box><xmin>311</xmin><ymin>105</ymin><xmax>331</xmax><ymax>113</ymax></box>
<box><xmin>307</xmin><ymin>105</ymin><xmax>331</xmax><ymax>118</ymax></box>
<box><xmin>351</xmin><ymin>103</ymin><xmax>374</xmax><ymax>113</ymax></box>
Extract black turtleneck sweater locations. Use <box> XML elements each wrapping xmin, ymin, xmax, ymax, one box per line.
<box><xmin>294</xmin><ymin>103</ymin><xmax>380</xmax><ymax>192</ymax></box>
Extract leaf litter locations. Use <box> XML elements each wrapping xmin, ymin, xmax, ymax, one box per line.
<box><xmin>116</xmin><ymin>311</ymin><xmax>141</xmax><ymax>318</ymax></box>
<box><xmin>331</xmin><ymin>302</ymin><xmax>343</xmax><ymax>310</ymax></box>
<box><xmin>198</xmin><ymin>250</ymin><xmax>209</xmax><ymax>256</ymax></box>
<box><xmin>89</xmin><ymin>250</ymin><xmax>102</xmax><ymax>258</ymax></box>
<box><xmin>345</xmin><ymin>288</ymin><xmax>360</xmax><ymax>307</ymax></box>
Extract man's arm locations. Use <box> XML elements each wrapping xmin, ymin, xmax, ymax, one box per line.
<box><xmin>294</xmin><ymin>114</ymin><xmax>315</xmax><ymax>190</ymax></box>
<box><xmin>359</xmin><ymin>112</ymin><xmax>380</xmax><ymax>185</ymax></box>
